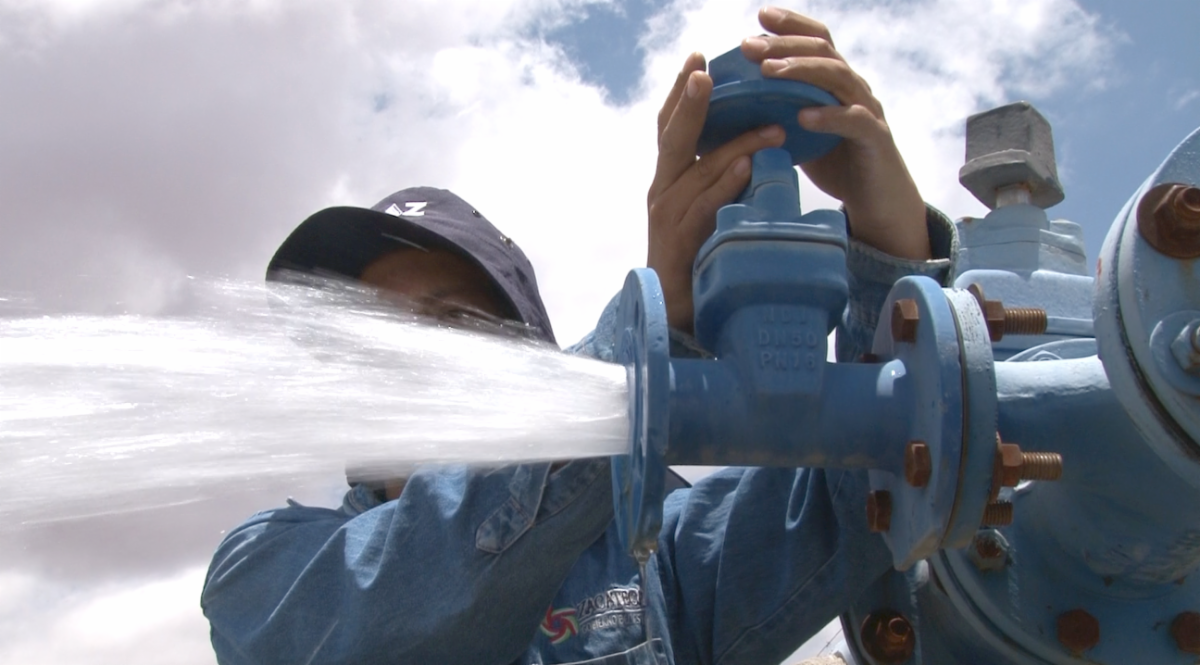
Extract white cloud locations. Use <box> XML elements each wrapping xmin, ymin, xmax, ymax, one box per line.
<box><xmin>0</xmin><ymin>0</ymin><xmax>1114</xmax><ymax>662</ymax></box>
<box><xmin>1173</xmin><ymin>87</ymin><xmax>1200</xmax><ymax>111</ymax></box>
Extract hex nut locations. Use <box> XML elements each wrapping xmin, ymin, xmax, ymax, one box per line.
<box><xmin>1172</xmin><ymin>611</ymin><xmax>1200</xmax><ymax>655</ymax></box>
<box><xmin>1170</xmin><ymin>322</ymin><xmax>1200</xmax><ymax>375</ymax></box>
<box><xmin>998</xmin><ymin>443</ymin><xmax>1025</xmax><ymax>487</ymax></box>
<box><xmin>892</xmin><ymin>299</ymin><xmax>919</xmax><ymax>344</ymax></box>
<box><xmin>968</xmin><ymin>530</ymin><xmax>1010</xmax><ymax>572</ymax></box>
<box><xmin>904</xmin><ymin>441</ymin><xmax>932</xmax><ymax>488</ymax></box>
<box><xmin>967</xmin><ymin>283</ymin><xmax>1007</xmax><ymax>341</ymax></box>
<box><xmin>867</xmin><ymin>491</ymin><xmax>893</xmax><ymax>533</ymax></box>
<box><xmin>1138</xmin><ymin>183</ymin><xmax>1200</xmax><ymax>259</ymax></box>
<box><xmin>1057</xmin><ymin>609</ymin><xmax>1100</xmax><ymax>654</ymax></box>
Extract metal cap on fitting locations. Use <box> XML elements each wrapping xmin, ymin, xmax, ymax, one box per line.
<box><xmin>959</xmin><ymin>102</ymin><xmax>1065</xmax><ymax>210</ymax></box>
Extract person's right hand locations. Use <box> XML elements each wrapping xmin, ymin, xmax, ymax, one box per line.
<box><xmin>741</xmin><ymin>7</ymin><xmax>929</xmax><ymax>261</ymax></box>
<box><xmin>646</xmin><ymin>52</ymin><xmax>786</xmax><ymax>333</ymax></box>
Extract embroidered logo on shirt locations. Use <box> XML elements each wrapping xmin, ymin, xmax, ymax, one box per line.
<box><xmin>540</xmin><ymin>607</ymin><xmax>577</xmax><ymax>644</ymax></box>
<box><xmin>384</xmin><ymin>201</ymin><xmax>427</xmax><ymax>217</ymax></box>
<box><xmin>541</xmin><ymin>586</ymin><xmax>644</xmax><ymax>644</ymax></box>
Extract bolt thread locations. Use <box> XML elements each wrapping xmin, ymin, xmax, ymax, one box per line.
<box><xmin>1019</xmin><ymin>452</ymin><xmax>1063</xmax><ymax>480</ymax></box>
<box><xmin>983</xmin><ymin>502</ymin><xmax>1014</xmax><ymax>526</ymax></box>
<box><xmin>1004</xmin><ymin>308</ymin><xmax>1048</xmax><ymax>336</ymax></box>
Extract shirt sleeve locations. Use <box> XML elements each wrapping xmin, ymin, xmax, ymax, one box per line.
<box><xmin>201</xmin><ymin>458</ymin><xmax>614</xmax><ymax>665</ymax></box>
<box><xmin>836</xmin><ymin>205</ymin><xmax>957</xmax><ymax>362</ymax></box>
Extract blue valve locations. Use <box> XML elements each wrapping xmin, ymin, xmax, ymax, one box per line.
<box><xmin>698</xmin><ymin>46</ymin><xmax>842</xmax><ymax>165</ymax></box>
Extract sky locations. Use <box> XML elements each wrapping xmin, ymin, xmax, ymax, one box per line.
<box><xmin>0</xmin><ymin>0</ymin><xmax>1196</xmax><ymax>663</ymax></box>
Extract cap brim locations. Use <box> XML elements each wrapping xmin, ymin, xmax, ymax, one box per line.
<box><xmin>267</xmin><ymin>206</ymin><xmax>523</xmax><ymax>320</ymax></box>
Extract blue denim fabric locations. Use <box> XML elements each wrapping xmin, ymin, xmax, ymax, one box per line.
<box><xmin>201</xmin><ymin>208</ymin><xmax>955</xmax><ymax>665</ymax></box>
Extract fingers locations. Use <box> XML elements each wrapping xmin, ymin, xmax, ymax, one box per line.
<box><xmin>652</xmin><ymin>122</ymin><xmax>784</xmax><ymax>209</ymax></box>
<box><xmin>647</xmin><ymin>154</ymin><xmax>755</xmax><ymax>331</ymax></box>
<box><xmin>657</xmin><ymin>52</ymin><xmax>707</xmax><ymax>142</ymax></box>
<box><xmin>739</xmin><ymin>9</ymin><xmax>877</xmax><ymax>115</ymax></box>
<box><xmin>757</xmin><ymin>6</ymin><xmax>833</xmax><ymax>45</ymax></box>
<box><xmin>761</xmin><ymin>57</ymin><xmax>882</xmax><ymax>116</ymax></box>
<box><xmin>651</xmin><ymin>69</ymin><xmax>714</xmax><ymax>202</ymax></box>
<box><xmin>740</xmin><ymin>34</ymin><xmax>842</xmax><ymax>64</ymax></box>
<box><xmin>677</xmin><ymin>154</ymin><xmax>752</xmax><ymax>240</ymax></box>
<box><xmin>797</xmin><ymin>104</ymin><xmax>888</xmax><ymax>142</ymax></box>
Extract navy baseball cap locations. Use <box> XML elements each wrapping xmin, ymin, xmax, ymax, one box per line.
<box><xmin>267</xmin><ymin>187</ymin><xmax>556</xmax><ymax>344</ymax></box>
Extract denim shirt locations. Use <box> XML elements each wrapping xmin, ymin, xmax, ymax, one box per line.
<box><xmin>201</xmin><ymin>209</ymin><xmax>955</xmax><ymax>665</ymax></box>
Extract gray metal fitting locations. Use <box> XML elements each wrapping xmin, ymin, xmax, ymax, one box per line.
<box><xmin>968</xmin><ymin>529</ymin><xmax>1010</xmax><ymax>572</ymax></box>
<box><xmin>959</xmin><ymin>102</ymin><xmax>1065</xmax><ymax>210</ymax></box>
<box><xmin>1171</xmin><ymin>321</ymin><xmax>1200</xmax><ymax>375</ymax></box>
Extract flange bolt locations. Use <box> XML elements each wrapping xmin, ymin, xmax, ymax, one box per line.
<box><xmin>1057</xmin><ymin>609</ymin><xmax>1100</xmax><ymax>654</ymax></box>
<box><xmin>967</xmin><ymin>284</ymin><xmax>1047</xmax><ymax>341</ymax></box>
<box><xmin>1172</xmin><ymin>612</ymin><xmax>1200</xmax><ymax>655</ymax></box>
<box><xmin>904</xmin><ymin>441</ymin><xmax>932</xmax><ymax>488</ymax></box>
<box><xmin>891</xmin><ymin>299</ymin><xmax>919</xmax><ymax>344</ymax></box>
<box><xmin>982</xmin><ymin>501</ymin><xmax>1014</xmax><ymax>526</ymax></box>
<box><xmin>867</xmin><ymin>491</ymin><xmax>893</xmax><ymax>533</ymax></box>
<box><xmin>860</xmin><ymin>610</ymin><xmax>916</xmax><ymax>663</ymax></box>
<box><xmin>998</xmin><ymin>442</ymin><xmax>1064</xmax><ymax>486</ymax></box>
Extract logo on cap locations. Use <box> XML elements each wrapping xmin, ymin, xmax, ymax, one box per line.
<box><xmin>385</xmin><ymin>202</ymin><xmax>427</xmax><ymax>217</ymax></box>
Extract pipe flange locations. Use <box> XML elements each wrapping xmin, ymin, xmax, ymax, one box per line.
<box><xmin>614</xmin><ymin>268</ymin><xmax>671</xmax><ymax>556</ymax></box>
<box><xmin>869</xmin><ymin>276</ymin><xmax>998</xmax><ymax>569</ymax></box>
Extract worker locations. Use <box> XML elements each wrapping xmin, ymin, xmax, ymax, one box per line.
<box><xmin>201</xmin><ymin>7</ymin><xmax>953</xmax><ymax>664</ymax></box>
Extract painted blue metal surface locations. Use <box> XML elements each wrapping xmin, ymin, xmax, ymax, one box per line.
<box><xmin>1094</xmin><ymin>127</ymin><xmax>1200</xmax><ymax>477</ymax></box>
<box><xmin>614</xmin><ymin>146</ymin><xmax>1000</xmax><ymax>568</ymax></box>
<box><xmin>843</xmin><ymin>127</ymin><xmax>1200</xmax><ymax>664</ymax></box>
<box><xmin>951</xmin><ymin>204</ymin><xmax>1094</xmax><ymax>360</ymax></box>
<box><xmin>698</xmin><ymin>46</ymin><xmax>841</xmax><ymax>165</ymax></box>
<box><xmin>868</xmin><ymin>281</ymin><xmax>998</xmax><ymax>567</ymax></box>
<box><xmin>615</xmin><ymin>71</ymin><xmax>1200</xmax><ymax>662</ymax></box>
<box><xmin>613</xmin><ymin>268</ymin><xmax>670</xmax><ymax>558</ymax></box>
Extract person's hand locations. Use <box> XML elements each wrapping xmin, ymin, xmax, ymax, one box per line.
<box><xmin>740</xmin><ymin>6</ymin><xmax>930</xmax><ymax>261</ymax></box>
<box><xmin>647</xmin><ymin>52</ymin><xmax>786</xmax><ymax>333</ymax></box>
